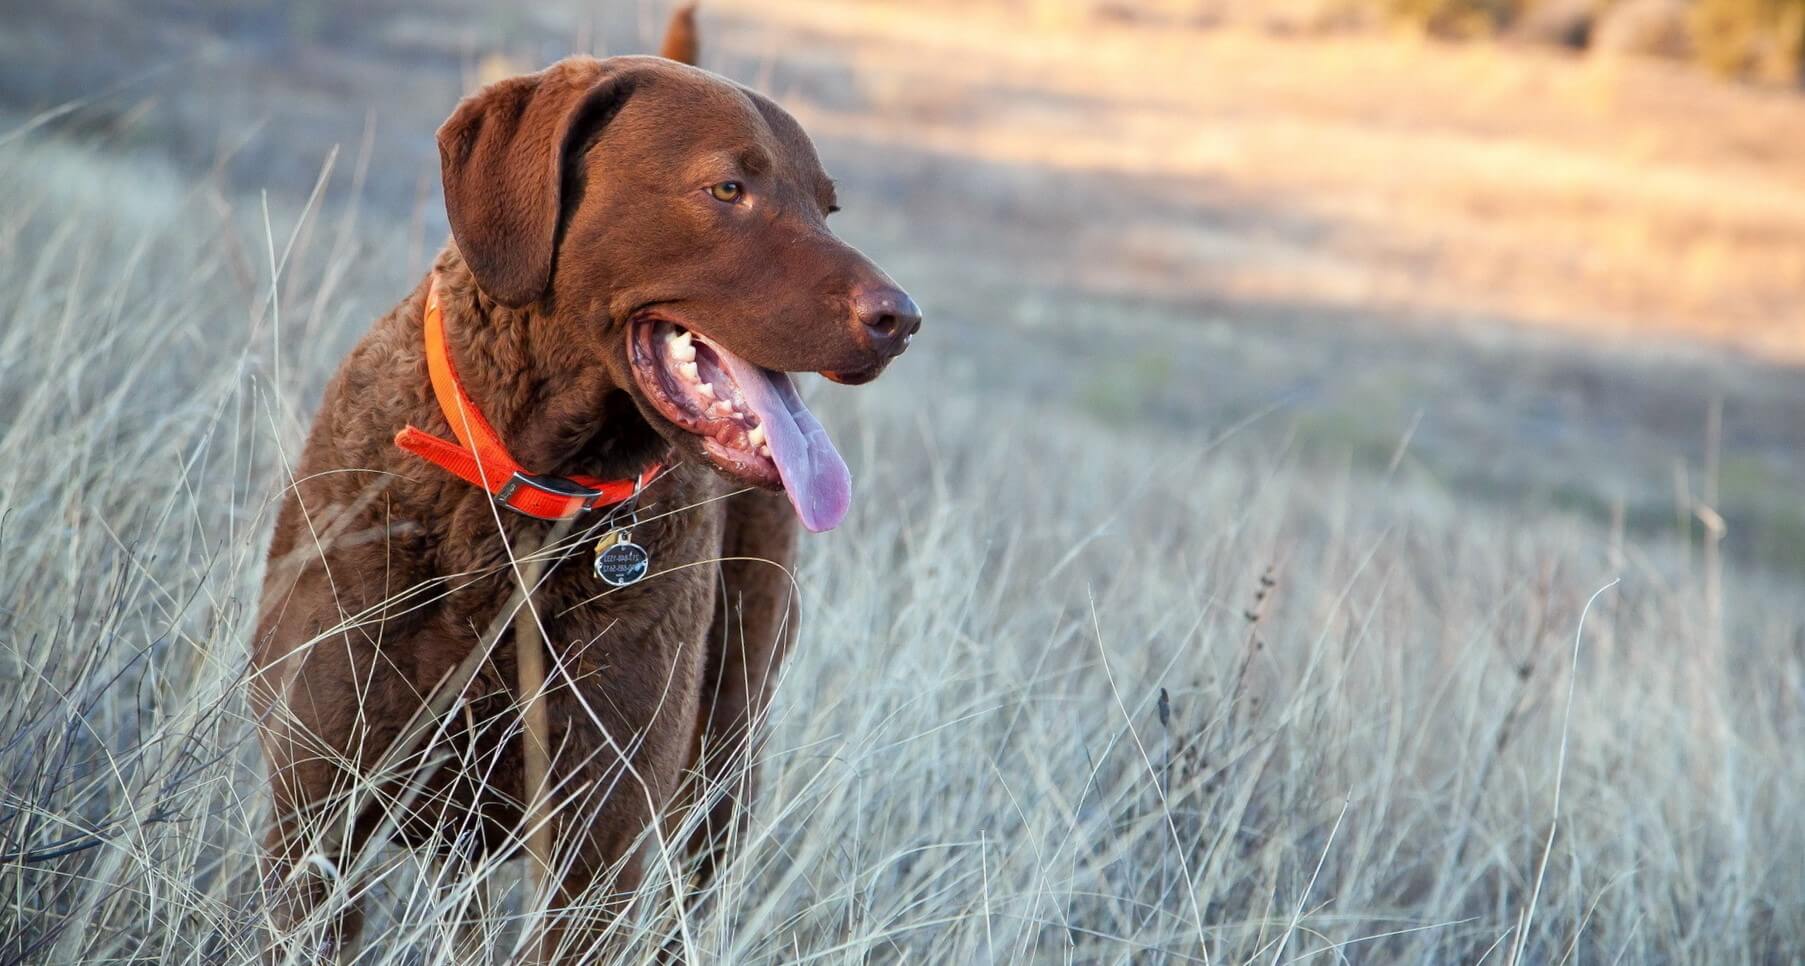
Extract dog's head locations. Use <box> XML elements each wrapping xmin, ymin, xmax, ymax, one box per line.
<box><xmin>437</xmin><ymin>56</ymin><xmax>918</xmax><ymax>532</ymax></box>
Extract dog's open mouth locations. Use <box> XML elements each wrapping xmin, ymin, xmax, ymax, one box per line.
<box><xmin>629</xmin><ymin>318</ymin><xmax>851</xmax><ymax>532</ymax></box>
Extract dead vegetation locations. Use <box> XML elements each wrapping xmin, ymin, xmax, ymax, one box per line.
<box><xmin>2</xmin><ymin>1</ymin><xmax>1804</xmax><ymax>962</ymax></box>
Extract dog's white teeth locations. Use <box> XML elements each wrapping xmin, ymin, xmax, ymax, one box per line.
<box><xmin>747</xmin><ymin>425</ymin><xmax>766</xmax><ymax>447</ymax></box>
<box><xmin>678</xmin><ymin>361</ymin><xmax>700</xmax><ymax>382</ymax></box>
<box><xmin>697</xmin><ymin>381</ymin><xmax>714</xmax><ymax>399</ymax></box>
<box><xmin>669</xmin><ymin>339</ymin><xmax>696</xmax><ymax>363</ymax></box>
<box><xmin>709</xmin><ymin>400</ymin><xmax>735</xmax><ymax>418</ymax></box>
<box><xmin>757</xmin><ymin>443</ymin><xmax>772</xmax><ymax>459</ymax></box>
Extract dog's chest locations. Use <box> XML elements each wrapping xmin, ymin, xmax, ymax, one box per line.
<box><xmin>541</xmin><ymin>501</ymin><xmax>725</xmax><ymax>646</ymax></box>
<box><xmin>430</xmin><ymin>473</ymin><xmax>727</xmax><ymax>661</ymax></box>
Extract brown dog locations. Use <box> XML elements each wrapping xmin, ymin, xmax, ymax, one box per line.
<box><xmin>249</xmin><ymin>13</ymin><xmax>917</xmax><ymax>956</ymax></box>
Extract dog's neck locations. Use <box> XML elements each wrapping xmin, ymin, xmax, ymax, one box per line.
<box><xmin>423</xmin><ymin>253</ymin><xmax>668</xmax><ymax>483</ymax></box>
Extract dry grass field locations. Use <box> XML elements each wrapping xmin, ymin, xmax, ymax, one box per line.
<box><xmin>2</xmin><ymin>1</ymin><xmax>1803</xmax><ymax>963</ymax></box>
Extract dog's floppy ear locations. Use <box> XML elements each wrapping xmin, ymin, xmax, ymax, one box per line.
<box><xmin>437</xmin><ymin>60</ymin><xmax>633</xmax><ymax>308</ymax></box>
<box><xmin>660</xmin><ymin>3</ymin><xmax>700</xmax><ymax>66</ymax></box>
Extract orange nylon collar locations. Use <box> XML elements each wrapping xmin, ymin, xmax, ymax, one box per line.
<box><xmin>393</xmin><ymin>275</ymin><xmax>659</xmax><ymax>520</ymax></box>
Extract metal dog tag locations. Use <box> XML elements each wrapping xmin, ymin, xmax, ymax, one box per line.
<box><xmin>593</xmin><ymin>530</ymin><xmax>650</xmax><ymax>587</ymax></box>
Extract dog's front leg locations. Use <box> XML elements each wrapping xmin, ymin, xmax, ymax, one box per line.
<box><xmin>525</xmin><ymin>621</ymin><xmax>708</xmax><ymax>961</ymax></box>
<box><xmin>680</xmin><ymin>488</ymin><xmax>800</xmax><ymax>888</ymax></box>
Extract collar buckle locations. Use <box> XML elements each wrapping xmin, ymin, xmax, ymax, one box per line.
<box><xmin>495</xmin><ymin>471</ymin><xmax>604</xmax><ymax>515</ymax></box>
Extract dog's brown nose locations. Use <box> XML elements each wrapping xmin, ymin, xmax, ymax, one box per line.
<box><xmin>853</xmin><ymin>286</ymin><xmax>921</xmax><ymax>358</ymax></box>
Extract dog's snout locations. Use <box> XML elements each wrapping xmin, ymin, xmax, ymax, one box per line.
<box><xmin>853</xmin><ymin>286</ymin><xmax>921</xmax><ymax>358</ymax></box>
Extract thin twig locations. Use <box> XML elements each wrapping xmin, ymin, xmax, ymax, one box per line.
<box><xmin>516</xmin><ymin>517</ymin><xmax>575</xmax><ymax>964</ymax></box>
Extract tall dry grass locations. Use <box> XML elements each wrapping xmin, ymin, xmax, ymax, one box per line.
<box><xmin>2</xmin><ymin>127</ymin><xmax>1803</xmax><ymax>965</ymax></box>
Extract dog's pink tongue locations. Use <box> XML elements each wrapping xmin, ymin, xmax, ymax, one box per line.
<box><xmin>716</xmin><ymin>352</ymin><xmax>851</xmax><ymax>532</ymax></box>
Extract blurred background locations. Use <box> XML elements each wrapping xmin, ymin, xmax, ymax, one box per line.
<box><xmin>3</xmin><ymin>0</ymin><xmax>1800</xmax><ymax>571</ymax></box>
<box><xmin>3</xmin><ymin>1</ymin><xmax>1804</xmax><ymax>961</ymax></box>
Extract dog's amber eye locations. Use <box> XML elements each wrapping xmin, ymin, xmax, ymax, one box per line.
<box><xmin>708</xmin><ymin>181</ymin><xmax>743</xmax><ymax>203</ymax></box>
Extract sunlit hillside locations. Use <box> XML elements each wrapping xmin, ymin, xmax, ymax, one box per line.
<box><xmin>2</xmin><ymin>1</ymin><xmax>1802</xmax><ymax>962</ymax></box>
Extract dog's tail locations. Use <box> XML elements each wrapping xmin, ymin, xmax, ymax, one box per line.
<box><xmin>660</xmin><ymin>3</ymin><xmax>700</xmax><ymax>66</ymax></box>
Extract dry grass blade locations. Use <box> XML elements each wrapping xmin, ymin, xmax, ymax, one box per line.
<box><xmin>3</xmin><ymin>9</ymin><xmax>1805</xmax><ymax>960</ymax></box>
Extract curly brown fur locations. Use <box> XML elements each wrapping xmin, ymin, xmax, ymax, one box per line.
<box><xmin>251</xmin><ymin>51</ymin><xmax>916</xmax><ymax>958</ymax></box>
